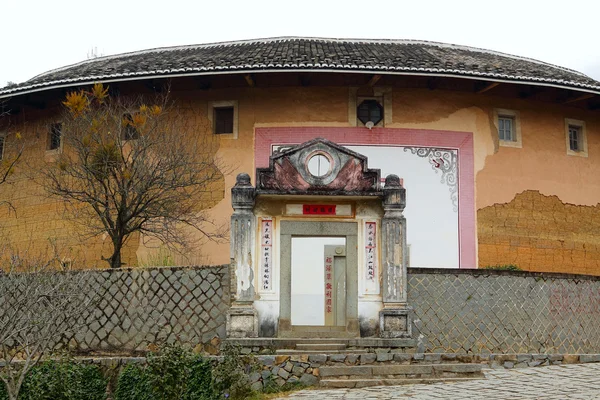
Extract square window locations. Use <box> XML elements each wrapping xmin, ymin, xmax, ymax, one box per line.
<box><xmin>498</xmin><ymin>116</ymin><xmax>515</xmax><ymax>142</ymax></box>
<box><xmin>122</xmin><ymin>113</ymin><xmax>140</xmax><ymax>140</ymax></box>
<box><xmin>208</xmin><ymin>101</ymin><xmax>238</xmax><ymax>138</ymax></box>
<box><xmin>48</xmin><ymin>123</ymin><xmax>62</xmax><ymax>151</ymax></box>
<box><xmin>494</xmin><ymin>109</ymin><xmax>521</xmax><ymax>148</ymax></box>
<box><xmin>565</xmin><ymin>119</ymin><xmax>587</xmax><ymax>157</ymax></box>
<box><xmin>214</xmin><ymin>107</ymin><xmax>234</xmax><ymax>134</ymax></box>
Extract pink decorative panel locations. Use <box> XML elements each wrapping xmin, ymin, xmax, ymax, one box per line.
<box><xmin>255</xmin><ymin>127</ymin><xmax>476</xmax><ymax>269</ymax></box>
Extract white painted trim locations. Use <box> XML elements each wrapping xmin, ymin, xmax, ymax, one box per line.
<box><xmin>3</xmin><ymin>69</ymin><xmax>600</xmax><ymax>100</ymax></box>
<box><xmin>565</xmin><ymin>118</ymin><xmax>588</xmax><ymax>157</ymax></box>
<box><xmin>494</xmin><ymin>108</ymin><xmax>522</xmax><ymax>149</ymax></box>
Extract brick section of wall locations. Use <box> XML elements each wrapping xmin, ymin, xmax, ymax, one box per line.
<box><xmin>0</xmin><ymin>265</ymin><xmax>230</xmax><ymax>354</ymax></box>
<box><xmin>408</xmin><ymin>268</ymin><xmax>600</xmax><ymax>354</ymax></box>
<box><xmin>478</xmin><ymin>190</ymin><xmax>600</xmax><ymax>275</ymax></box>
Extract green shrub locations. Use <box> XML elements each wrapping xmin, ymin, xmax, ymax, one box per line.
<box><xmin>114</xmin><ymin>344</ymin><xmax>216</xmax><ymax>400</ymax></box>
<box><xmin>113</xmin><ymin>364</ymin><xmax>152</xmax><ymax>400</ymax></box>
<box><xmin>5</xmin><ymin>359</ymin><xmax>107</xmax><ymax>400</ymax></box>
<box><xmin>186</xmin><ymin>358</ymin><xmax>216</xmax><ymax>400</ymax></box>
<box><xmin>212</xmin><ymin>343</ymin><xmax>255</xmax><ymax>399</ymax></box>
<box><xmin>482</xmin><ymin>264</ymin><xmax>521</xmax><ymax>271</ymax></box>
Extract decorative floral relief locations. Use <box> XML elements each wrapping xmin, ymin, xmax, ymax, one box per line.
<box><xmin>272</xmin><ymin>145</ymin><xmax>296</xmax><ymax>155</ymax></box>
<box><xmin>403</xmin><ymin>147</ymin><xmax>458</xmax><ymax>212</ymax></box>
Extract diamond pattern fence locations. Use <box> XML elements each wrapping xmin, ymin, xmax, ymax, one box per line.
<box><xmin>408</xmin><ymin>269</ymin><xmax>600</xmax><ymax>354</ymax></box>
<box><xmin>3</xmin><ymin>265</ymin><xmax>230</xmax><ymax>354</ymax></box>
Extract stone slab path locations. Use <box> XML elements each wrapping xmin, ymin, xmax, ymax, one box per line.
<box><xmin>276</xmin><ymin>363</ymin><xmax>600</xmax><ymax>399</ymax></box>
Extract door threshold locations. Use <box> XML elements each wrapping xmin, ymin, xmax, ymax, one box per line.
<box><xmin>291</xmin><ymin>325</ymin><xmax>347</xmax><ymax>332</ymax></box>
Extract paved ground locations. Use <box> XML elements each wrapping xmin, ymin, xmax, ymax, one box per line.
<box><xmin>277</xmin><ymin>363</ymin><xmax>600</xmax><ymax>399</ymax></box>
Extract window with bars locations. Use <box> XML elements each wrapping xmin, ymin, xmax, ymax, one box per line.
<box><xmin>357</xmin><ymin>99</ymin><xmax>384</xmax><ymax>126</ymax></box>
<box><xmin>569</xmin><ymin>125</ymin><xmax>582</xmax><ymax>152</ymax></box>
<box><xmin>565</xmin><ymin>119</ymin><xmax>587</xmax><ymax>157</ymax></box>
<box><xmin>48</xmin><ymin>123</ymin><xmax>62</xmax><ymax>150</ymax></box>
<box><xmin>498</xmin><ymin>116</ymin><xmax>515</xmax><ymax>142</ymax></box>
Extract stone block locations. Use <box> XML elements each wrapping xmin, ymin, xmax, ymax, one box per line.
<box><xmin>259</xmin><ymin>355</ymin><xmax>275</xmax><ymax>366</ymax></box>
<box><xmin>516</xmin><ymin>354</ymin><xmax>532</xmax><ymax>362</ymax></box>
<box><xmin>329</xmin><ymin>354</ymin><xmax>346</xmax><ymax>363</ymax></box>
<box><xmin>226</xmin><ymin>307</ymin><xmax>258</xmax><ymax>338</ymax></box>
<box><xmin>393</xmin><ymin>353</ymin><xmax>412</xmax><ymax>363</ymax></box>
<box><xmin>292</xmin><ymin>365</ymin><xmax>305</xmax><ymax>377</ymax></box>
<box><xmin>250</xmin><ymin>381</ymin><xmax>263</xmax><ymax>392</ymax></box>
<box><xmin>376</xmin><ymin>353</ymin><xmax>393</xmax><ymax>362</ymax></box>
<box><xmin>308</xmin><ymin>354</ymin><xmax>327</xmax><ymax>363</ymax></box>
<box><xmin>261</xmin><ymin>370</ymin><xmax>271</xmax><ymax>380</ymax></box>
<box><xmin>360</xmin><ymin>353</ymin><xmax>377</xmax><ymax>364</ymax></box>
<box><xmin>374</xmin><ymin>348</ymin><xmax>391</xmax><ymax>354</ymax></box>
<box><xmin>275</xmin><ymin>355</ymin><xmax>290</xmax><ymax>365</ymax></box>
<box><xmin>275</xmin><ymin>377</ymin><xmax>286</xmax><ymax>386</ymax></box>
<box><xmin>372</xmin><ymin>365</ymin><xmax>433</xmax><ymax>375</ymax></box>
<box><xmin>300</xmin><ymin>373</ymin><xmax>318</xmax><ymax>386</ymax></box>
<box><xmin>248</xmin><ymin>372</ymin><xmax>261</xmax><ymax>382</ymax></box>
<box><xmin>424</xmin><ymin>353</ymin><xmax>442</xmax><ymax>362</ymax></box>
<box><xmin>379</xmin><ymin>308</ymin><xmax>412</xmax><ymax>338</ymax></box>
<box><xmin>579</xmin><ymin>354</ymin><xmax>600</xmax><ymax>363</ymax></box>
<box><xmin>563</xmin><ymin>355</ymin><xmax>579</xmax><ymax>364</ymax></box>
<box><xmin>346</xmin><ymin>354</ymin><xmax>359</xmax><ymax>365</ymax></box>
<box><xmin>320</xmin><ymin>366</ymin><xmax>371</xmax><ymax>377</ymax></box>
<box><xmin>278</xmin><ymin>368</ymin><xmax>290</xmax><ymax>379</ymax></box>
<box><xmin>432</xmin><ymin>364</ymin><xmax>481</xmax><ymax>373</ymax></box>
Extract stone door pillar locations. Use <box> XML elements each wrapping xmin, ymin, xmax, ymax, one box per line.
<box><xmin>226</xmin><ymin>173</ymin><xmax>258</xmax><ymax>337</ymax></box>
<box><xmin>379</xmin><ymin>174</ymin><xmax>412</xmax><ymax>338</ymax></box>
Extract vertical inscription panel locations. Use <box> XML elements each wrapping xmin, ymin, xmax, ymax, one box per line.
<box><xmin>260</xmin><ymin>219</ymin><xmax>273</xmax><ymax>291</ymax></box>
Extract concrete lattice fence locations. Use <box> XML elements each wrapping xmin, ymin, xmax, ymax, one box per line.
<box><xmin>73</xmin><ymin>265</ymin><xmax>230</xmax><ymax>353</ymax></box>
<box><xmin>0</xmin><ymin>265</ymin><xmax>230</xmax><ymax>354</ymax></box>
<box><xmin>3</xmin><ymin>265</ymin><xmax>600</xmax><ymax>355</ymax></box>
<box><xmin>409</xmin><ymin>268</ymin><xmax>600</xmax><ymax>354</ymax></box>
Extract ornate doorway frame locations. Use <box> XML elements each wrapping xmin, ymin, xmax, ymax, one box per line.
<box><xmin>278</xmin><ymin>221</ymin><xmax>359</xmax><ymax>338</ymax></box>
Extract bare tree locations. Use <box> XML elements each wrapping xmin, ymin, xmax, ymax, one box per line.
<box><xmin>41</xmin><ymin>83</ymin><xmax>226</xmax><ymax>268</ymax></box>
<box><xmin>0</xmin><ymin>242</ymin><xmax>97</xmax><ymax>400</ymax></box>
<box><xmin>0</xmin><ymin>101</ymin><xmax>24</xmax><ymax>212</ymax></box>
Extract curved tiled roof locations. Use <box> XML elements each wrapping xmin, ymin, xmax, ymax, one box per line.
<box><xmin>2</xmin><ymin>37</ymin><xmax>600</xmax><ymax>98</ymax></box>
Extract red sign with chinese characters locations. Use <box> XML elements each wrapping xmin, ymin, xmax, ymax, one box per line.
<box><xmin>324</xmin><ymin>255</ymin><xmax>333</xmax><ymax>315</ymax></box>
<box><xmin>303</xmin><ymin>204</ymin><xmax>336</xmax><ymax>215</ymax></box>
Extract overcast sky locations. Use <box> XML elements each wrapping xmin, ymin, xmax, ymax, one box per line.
<box><xmin>2</xmin><ymin>0</ymin><xmax>599</xmax><ymax>86</ymax></box>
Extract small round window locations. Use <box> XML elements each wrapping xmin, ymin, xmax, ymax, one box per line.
<box><xmin>307</xmin><ymin>153</ymin><xmax>331</xmax><ymax>177</ymax></box>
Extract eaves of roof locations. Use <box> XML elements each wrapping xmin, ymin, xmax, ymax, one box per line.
<box><xmin>1</xmin><ymin>37</ymin><xmax>599</xmax><ymax>99</ymax></box>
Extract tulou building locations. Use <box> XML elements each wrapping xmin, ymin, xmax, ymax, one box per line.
<box><xmin>1</xmin><ymin>37</ymin><xmax>600</xmax><ymax>345</ymax></box>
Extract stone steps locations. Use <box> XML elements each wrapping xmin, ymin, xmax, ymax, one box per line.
<box><xmin>275</xmin><ymin>349</ymin><xmax>368</xmax><ymax>355</ymax></box>
<box><xmin>318</xmin><ymin>363</ymin><xmax>484</xmax><ymax>388</ymax></box>
<box><xmin>296</xmin><ymin>343</ymin><xmax>347</xmax><ymax>351</ymax></box>
<box><xmin>320</xmin><ymin>377</ymin><xmax>478</xmax><ymax>388</ymax></box>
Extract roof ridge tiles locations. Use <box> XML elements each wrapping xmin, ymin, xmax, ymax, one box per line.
<box><xmin>28</xmin><ymin>37</ymin><xmax>587</xmax><ymax>81</ymax></box>
<box><xmin>2</xmin><ymin>37</ymin><xmax>599</xmax><ymax>98</ymax></box>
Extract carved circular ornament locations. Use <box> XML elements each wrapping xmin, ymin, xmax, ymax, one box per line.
<box><xmin>307</xmin><ymin>152</ymin><xmax>332</xmax><ymax>177</ymax></box>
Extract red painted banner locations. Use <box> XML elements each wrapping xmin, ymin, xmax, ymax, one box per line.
<box><xmin>303</xmin><ymin>204</ymin><xmax>336</xmax><ymax>215</ymax></box>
